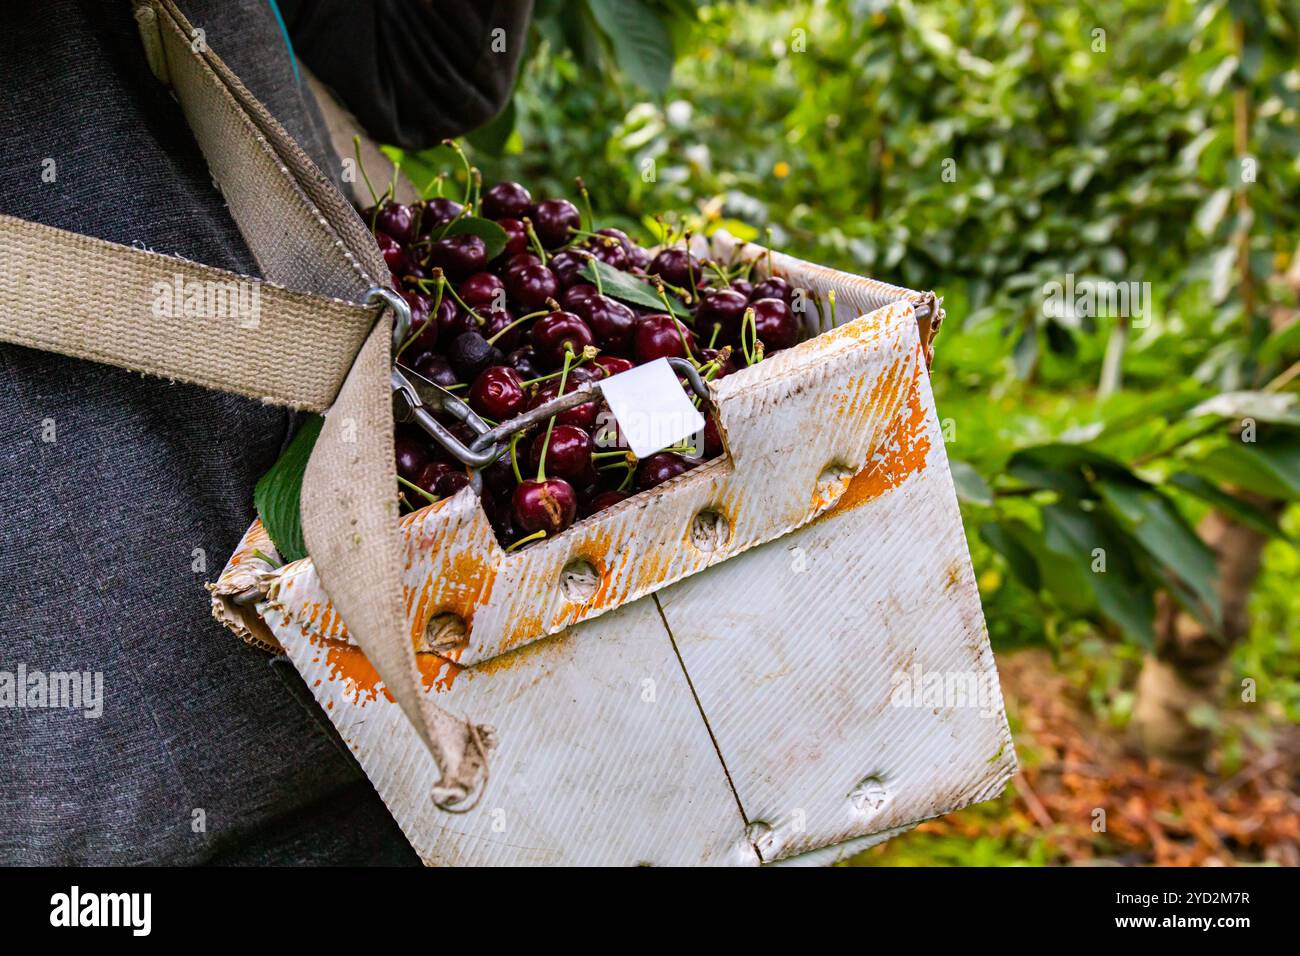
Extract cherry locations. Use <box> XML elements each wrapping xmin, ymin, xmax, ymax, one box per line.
<box><xmin>574</xmin><ymin>294</ymin><xmax>636</xmax><ymax>353</ymax></box>
<box><xmin>750</xmin><ymin>297</ymin><xmax>799</xmax><ymax>351</ymax></box>
<box><xmin>375</xmin><ymin>230</ymin><xmax>412</xmax><ymax>274</ymax></box>
<box><xmin>561</xmin><ymin>283</ymin><xmax>599</xmax><ymax>312</ymax></box>
<box><xmin>449</xmin><ymin>331</ymin><xmax>501</xmax><ymax>380</ymax></box>
<box><xmin>506</xmin><ymin>345</ymin><xmax>544</xmax><ymax>380</ymax></box>
<box><xmin>459</xmin><ymin>272</ymin><xmax>505</xmax><ymax>309</ymax></box>
<box><xmin>395</xmin><ymin>437</ymin><xmax>429</xmax><ymax>483</ymax></box>
<box><xmin>529</xmin><ymin>380</ymin><xmax>599</xmax><ymax>430</ymax></box>
<box><xmin>414</xmin><ymin>461</ymin><xmax>454</xmax><ymax>497</ymax></box>
<box><xmin>635</xmin><ymin>451</ymin><xmax>695</xmax><ymax>490</ymax></box>
<box><xmin>399</xmin><ymin>290</ymin><xmax>438</xmax><ymax>350</ymax></box>
<box><xmin>512</xmin><ymin>478</ymin><xmax>578</xmax><ymax>536</ymax></box>
<box><xmin>482</xmin><ymin>307</ymin><xmax>522</xmax><ymax>350</ymax></box>
<box><xmin>420</xmin><ymin>197</ymin><xmax>463</xmax><ymax>234</ymax></box>
<box><xmin>548</xmin><ymin>249</ymin><xmax>591</xmax><ymax>288</ymax></box>
<box><xmin>697</xmin><ymin>346</ymin><xmax>737</xmax><ymax>380</ymax></box>
<box><xmin>530</xmin><ymin>199</ymin><xmax>581</xmax><ymax>248</ymax></box>
<box><xmin>529</xmin><ymin>424</ymin><xmax>594</xmax><ymax>485</ymax></box>
<box><xmin>695</xmin><ymin>289</ymin><xmax>747</xmax><ymax>344</ymax></box>
<box><xmin>481</xmin><ymin>181</ymin><xmax>532</xmax><ymax>220</ymax></box>
<box><xmin>648</xmin><ymin>248</ymin><xmax>699</xmax><ymax>289</ymax></box>
<box><xmin>495</xmin><ymin>218</ymin><xmax>529</xmax><ymax>259</ymax></box>
<box><xmin>501</xmin><ymin>252</ymin><xmax>542</xmax><ymax>278</ymax></box>
<box><xmin>585</xmin><ymin>237</ymin><xmax>627</xmax><ymax>270</ymax></box>
<box><xmin>435</xmin><ymin>297</ymin><xmax>476</xmax><ymax>340</ymax></box>
<box><xmin>372</xmin><ymin>201</ymin><xmax>417</xmax><ymax>243</ymax></box>
<box><xmin>703</xmin><ymin>414</ymin><xmax>724</xmax><ymax>458</ymax></box>
<box><xmin>435</xmin><ymin>470</ymin><xmax>471</xmax><ymax>498</ymax></box>
<box><xmin>428</xmin><ymin>234</ymin><xmax>487</xmax><ymax>280</ymax></box>
<box><xmin>410</xmin><ymin>351</ymin><xmax>459</xmax><ymax>389</ymax></box>
<box><xmin>586</xmin><ymin>489</ymin><xmax>629</xmax><ymax>516</ymax></box>
<box><xmin>634</xmin><ymin>313</ymin><xmax>697</xmax><ymax>363</ymax></box>
<box><xmin>626</xmin><ymin>245</ymin><xmax>652</xmax><ymax>271</ymax></box>
<box><xmin>567</xmin><ymin>365</ymin><xmax>605</xmax><ymax>386</ymax></box>
<box><xmin>506</xmin><ymin>264</ymin><xmax>560</xmax><ymax>312</ymax></box>
<box><xmin>596</xmin><ymin>227</ymin><xmax>634</xmax><ymax>253</ymax></box>
<box><xmin>469</xmin><ymin>365</ymin><xmax>525</xmax><ymax>420</ymax></box>
<box><xmin>591</xmin><ymin>355</ymin><xmax>634</xmax><ymax>378</ymax></box>
<box><xmin>730</xmin><ymin>278</ymin><xmax>754</xmax><ymax>299</ymax></box>
<box><xmin>530</xmin><ymin>310</ymin><xmax>595</xmax><ymax>367</ymax></box>
<box><xmin>749</xmin><ymin>275</ymin><xmax>792</xmax><ymax>305</ymax></box>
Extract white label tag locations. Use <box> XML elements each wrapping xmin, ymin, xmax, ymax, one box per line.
<box><xmin>597</xmin><ymin>358</ymin><xmax>706</xmax><ymax>459</ymax></box>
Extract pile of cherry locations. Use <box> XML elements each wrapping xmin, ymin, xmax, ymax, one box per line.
<box><xmin>367</xmin><ymin>179</ymin><xmax>802</xmax><ymax>551</ymax></box>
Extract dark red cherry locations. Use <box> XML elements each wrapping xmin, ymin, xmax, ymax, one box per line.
<box><xmin>410</xmin><ymin>351</ymin><xmax>459</xmax><ymax>390</ymax></box>
<box><xmin>529</xmin><ymin>424</ymin><xmax>594</xmax><ymax>485</ymax></box>
<box><xmin>585</xmin><ymin>237</ymin><xmax>627</xmax><ymax>270</ymax></box>
<box><xmin>512</xmin><ymin>478</ymin><xmax>578</xmax><ymax>536</ymax></box>
<box><xmin>529</xmin><ymin>380</ymin><xmax>599</xmax><ymax>430</ymax></box>
<box><xmin>634</xmin><ymin>313</ymin><xmax>697</xmax><ymax>363</ymax></box>
<box><xmin>751</xmin><ymin>297</ymin><xmax>800</xmax><ymax>351</ymax></box>
<box><xmin>429</xmin><ymin>234</ymin><xmax>487</xmax><ymax>280</ymax></box>
<box><xmin>591</xmin><ymin>355</ymin><xmax>634</xmax><ymax>379</ymax></box>
<box><xmin>481</xmin><ymin>181</ymin><xmax>532</xmax><ymax>220</ymax></box>
<box><xmin>495</xmin><ymin>218</ymin><xmax>529</xmax><ymax>259</ymax></box>
<box><xmin>531</xmin><ymin>310</ymin><xmax>595</xmax><ymax>367</ymax></box>
<box><xmin>506</xmin><ymin>264</ymin><xmax>560</xmax><ymax>312</ymax></box>
<box><xmin>596</xmin><ymin>228</ymin><xmax>634</xmax><ymax>253</ymax></box>
<box><xmin>626</xmin><ymin>245</ymin><xmax>652</xmax><ymax>271</ymax></box>
<box><xmin>704</xmin><ymin>414</ymin><xmax>724</xmax><ymax>458</ymax></box>
<box><xmin>574</xmin><ymin>294</ymin><xmax>636</xmax><ymax>353</ymax></box>
<box><xmin>648</xmin><ymin>248</ymin><xmax>699</xmax><ymax>288</ymax></box>
<box><xmin>530</xmin><ymin>199</ymin><xmax>581</xmax><ymax>248</ymax></box>
<box><xmin>586</xmin><ymin>489</ymin><xmax>629</xmax><ymax>516</ymax></box>
<box><xmin>435</xmin><ymin>470</ymin><xmax>471</xmax><ymax>498</ymax></box>
<box><xmin>567</xmin><ymin>365</ymin><xmax>604</xmax><ymax>386</ymax></box>
<box><xmin>375</xmin><ymin>230</ymin><xmax>412</xmax><ymax>274</ymax></box>
<box><xmin>414</xmin><ymin>461</ymin><xmax>454</xmax><ymax>498</ymax></box>
<box><xmin>373</xmin><ymin>201</ymin><xmax>417</xmax><ymax>244</ymax></box>
<box><xmin>459</xmin><ymin>271</ymin><xmax>505</xmax><ymax>309</ymax></box>
<box><xmin>435</xmin><ymin>297</ymin><xmax>476</xmax><ymax>340</ymax></box>
<box><xmin>730</xmin><ymin>278</ymin><xmax>754</xmax><ymax>299</ymax></box>
<box><xmin>548</xmin><ymin>249</ymin><xmax>591</xmax><ymax>288</ymax></box>
<box><xmin>635</xmin><ymin>451</ymin><xmax>695</xmax><ymax>490</ymax></box>
<box><xmin>482</xmin><ymin>308</ymin><xmax>522</xmax><ymax>350</ymax></box>
<box><xmin>420</xmin><ymin>197</ymin><xmax>463</xmax><ymax>234</ymax></box>
<box><xmin>469</xmin><ymin>366</ymin><xmax>525</xmax><ymax>420</ymax></box>
<box><xmin>749</xmin><ymin>275</ymin><xmax>792</xmax><ymax>304</ymax></box>
<box><xmin>695</xmin><ymin>289</ymin><xmax>747</xmax><ymax>344</ymax></box>
<box><xmin>501</xmin><ymin>252</ymin><xmax>542</xmax><ymax>278</ymax></box>
<box><xmin>395</xmin><ymin>437</ymin><xmax>429</xmax><ymax>483</ymax></box>
<box><xmin>506</xmin><ymin>345</ymin><xmax>544</xmax><ymax>381</ymax></box>
<box><xmin>561</xmin><ymin>283</ymin><xmax>599</xmax><ymax>312</ymax></box>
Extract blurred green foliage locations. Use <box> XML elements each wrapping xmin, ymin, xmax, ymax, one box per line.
<box><xmin>399</xmin><ymin>0</ymin><xmax>1300</xmax><ymax>720</ymax></box>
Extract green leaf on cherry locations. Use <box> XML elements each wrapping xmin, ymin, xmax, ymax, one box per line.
<box><xmin>579</xmin><ymin>259</ymin><xmax>689</xmax><ymax>318</ymax></box>
<box><xmin>441</xmin><ymin>217</ymin><xmax>508</xmax><ymax>261</ymax></box>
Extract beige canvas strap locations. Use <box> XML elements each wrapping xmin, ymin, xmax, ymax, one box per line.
<box><xmin>0</xmin><ymin>0</ymin><xmax>491</xmax><ymax>809</ymax></box>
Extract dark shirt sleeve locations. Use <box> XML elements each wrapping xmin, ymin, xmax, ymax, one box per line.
<box><xmin>276</xmin><ymin>0</ymin><xmax>533</xmax><ymax>149</ymax></box>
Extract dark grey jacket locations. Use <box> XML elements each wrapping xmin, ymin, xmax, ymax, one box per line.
<box><xmin>0</xmin><ymin>0</ymin><xmax>529</xmax><ymax>864</ymax></box>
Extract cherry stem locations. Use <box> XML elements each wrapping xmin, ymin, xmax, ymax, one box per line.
<box><xmin>827</xmin><ymin>288</ymin><xmax>838</xmax><ymax>329</ymax></box>
<box><xmin>569</xmin><ymin>228</ymin><xmax>618</xmax><ymax>244</ymax></box>
<box><xmin>576</xmin><ymin>177</ymin><xmax>595</xmax><ymax>233</ymax></box>
<box><xmin>654</xmin><ymin>280</ymin><xmax>696</xmax><ymax>362</ymax></box>
<box><xmin>684</xmin><ymin>230</ymin><xmax>699</xmax><ymax>300</ymax></box>
<box><xmin>535</xmin><ymin>348</ymin><xmax>576</xmax><ymax>481</ymax></box>
<box><xmin>509</xmin><ymin>431</ymin><xmax>525</xmax><ymax>484</ymax></box>
<box><xmin>471</xmin><ymin>168</ymin><xmax>482</xmax><ymax>215</ymax></box>
<box><xmin>591</xmin><ymin>450</ymin><xmax>632</xmax><ymax>461</ymax></box>
<box><xmin>436</xmin><ymin>272</ymin><xmax>486</xmax><ymax>326</ymax></box>
<box><xmin>250</xmin><ymin>548</ymin><xmax>282</xmax><ymax>568</ymax></box>
<box><xmin>740</xmin><ymin>307</ymin><xmax>757</xmax><ymax>366</ymax></box>
<box><xmin>521</xmin><ymin>217</ymin><xmax>549</xmax><ymax>265</ymax></box>
<box><xmin>421</xmin><ymin>170</ymin><xmax>445</xmax><ymax>199</ymax></box>
<box><xmin>397</xmin><ymin>475</ymin><xmax>438</xmax><ymax>505</ymax></box>
<box><xmin>485</xmin><ymin>308</ymin><xmax>549</xmax><ymax>347</ymax></box>
<box><xmin>707</xmin><ymin>324</ymin><xmax>721</xmax><ymax>349</ymax></box>
<box><xmin>441</xmin><ymin>138</ymin><xmax>473</xmax><ymax>208</ymax></box>
<box><xmin>709</xmin><ymin>261</ymin><xmax>730</xmax><ymax>287</ymax></box>
<box><xmin>506</xmin><ymin>529</ymin><xmax>547</xmax><ymax>552</ymax></box>
<box><xmin>584</xmin><ymin>253</ymin><xmax>604</xmax><ymax>294</ymax></box>
<box><xmin>352</xmin><ymin>135</ymin><xmax>380</xmax><ymax>207</ymax></box>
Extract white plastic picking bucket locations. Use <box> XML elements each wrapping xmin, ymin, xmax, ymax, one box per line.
<box><xmin>212</xmin><ymin>232</ymin><xmax>1016</xmax><ymax>865</ymax></box>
